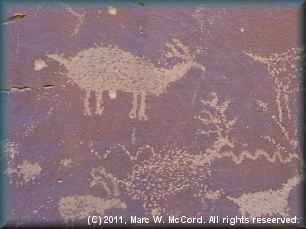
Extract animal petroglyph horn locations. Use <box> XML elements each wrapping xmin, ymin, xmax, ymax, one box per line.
<box><xmin>47</xmin><ymin>38</ymin><xmax>205</xmax><ymax>120</ymax></box>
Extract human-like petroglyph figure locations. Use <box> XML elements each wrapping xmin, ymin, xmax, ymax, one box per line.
<box><xmin>47</xmin><ymin>38</ymin><xmax>206</xmax><ymax>120</ymax></box>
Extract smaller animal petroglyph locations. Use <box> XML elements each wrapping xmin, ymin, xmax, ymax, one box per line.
<box><xmin>227</xmin><ymin>174</ymin><xmax>304</xmax><ymax>218</ymax></box>
<box><xmin>47</xmin><ymin>38</ymin><xmax>205</xmax><ymax>120</ymax></box>
<box><xmin>58</xmin><ymin>167</ymin><xmax>126</xmax><ymax>222</ymax></box>
<box><xmin>58</xmin><ymin>195</ymin><xmax>126</xmax><ymax>222</ymax></box>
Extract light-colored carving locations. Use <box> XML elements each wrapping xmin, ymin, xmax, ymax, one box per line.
<box><xmin>227</xmin><ymin>174</ymin><xmax>304</xmax><ymax>218</ymax></box>
<box><xmin>1</xmin><ymin>140</ymin><xmax>19</xmax><ymax>160</ymax></box>
<box><xmin>60</xmin><ymin>159</ymin><xmax>72</xmax><ymax>167</ymax></box>
<box><xmin>22</xmin><ymin>123</ymin><xmax>39</xmax><ymax>138</ymax></box>
<box><xmin>2</xmin><ymin>141</ymin><xmax>42</xmax><ymax>186</ymax></box>
<box><xmin>47</xmin><ymin>38</ymin><xmax>205</xmax><ymax>120</ymax></box>
<box><xmin>2</xmin><ymin>141</ymin><xmax>19</xmax><ymax>180</ymax></box>
<box><xmin>131</xmin><ymin>127</ymin><xmax>136</xmax><ymax>144</ymax></box>
<box><xmin>244</xmin><ymin>47</ymin><xmax>305</xmax><ymax>156</ymax></box>
<box><xmin>194</xmin><ymin>92</ymin><xmax>303</xmax><ymax>167</ymax></box>
<box><xmin>195</xmin><ymin>92</ymin><xmax>237</xmax><ymax>152</ymax></box>
<box><xmin>123</xmin><ymin>147</ymin><xmax>211</xmax><ymax>215</ymax></box>
<box><xmin>56</xmin><ymin>1</ymin><xmax>85</xmax><ymax>37</ymax></box>
<box><xmin>59</xmin><ymin>166</ymin><xmax>126</xmax><ymax>222</ymax></box>
<box><xmin>193</xmin><ymin>6</ymin><xmax>225</xmax><ymax>31</ymax></box>
<box><xmin>256</xmin><ymin>100</ymin><xmax>268</xmax><ymax>112</ymax></box>
<box><xmin>195</xmin><ymin>186</ymin><xmax>223</xmax><ymax>204</ymax></box>
<box><xmin>90</xmin><ymin>166</ymin><xmax>120</xmax><ymax>198</ymax></box>
<box><xmin>102</xmin><ymin>143</ymin><xmax>156</xmax><ymax>161</ymax></box>
<box><xmin>194</xmin><ymin>149</ymin><xmax>302</xmax><ymax>166</ymax></box>
<box><xmin>58</xmin><ymin>195</ymin><xmax>126</xmax><ymax>222</ymax></box>
<box><xmin>16</xmin><ymin>160</ymin><xmax>42</xmax><ymax>184</ymax></box>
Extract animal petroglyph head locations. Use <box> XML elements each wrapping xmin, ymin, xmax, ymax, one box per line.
<box><xmin>165</xmin><ymin>38</ymin><xmax>206</xmax><ymax>73</ymax></box>
<box><xmin>47</xmin><ymin>38</ymin><xmax>205</xmax><ymax>120</ymax></box>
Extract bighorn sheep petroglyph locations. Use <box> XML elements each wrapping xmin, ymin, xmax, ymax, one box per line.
<box><xmin>47</xmin><ymin>38</ymin><xmax>206</xmax><ymax>120</ymax></box>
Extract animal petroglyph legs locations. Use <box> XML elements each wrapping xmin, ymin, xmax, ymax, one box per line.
<box><xmin>129</xmin><ymin>92</ymin><xmax>148</xmax><ymax>121</ymax></box>
<box><xmin>129</xmin><ymin>92</ymin><xmax>138</xmax><ymax>119</ymax></box>
<box><xmin>84</xmin><ymin>90</ymin><xmax>103</xmax><ymax>116</ymax></box>
<box><xmin>95</xmin><ymin>91</ymin><xmax>104</xmax><ymax>115</ymax></box>
<box><xmin>47</xmin><ymin>39</ymin><xmax>206</xmax><ymax>120</ymax></box>
<box><xmin>139</xmin><ymin>91</ymin><xmax>148</xmax><ymax>121</ymax></box>
<box><xmin>84</xmin><ymin>89</ymin><xmax>92</xmax><ymax>115</ymax></box>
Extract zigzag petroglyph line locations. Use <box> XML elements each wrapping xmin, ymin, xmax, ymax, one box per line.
<box><xmin>196</xmin><ymin>149</ymin><xmax>303</xmax><ymax>167</ymax></box>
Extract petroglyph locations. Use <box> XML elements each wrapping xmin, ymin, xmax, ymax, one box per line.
<box><xmin>34</xmin><ymin>1</ymin><xmax>45</xmax><ymax>16</ymax></box>
<box><xmin>47</xmin><ymin>38</ymin><xmax>206</xmax><ymax>120</ymax></box>
<box><xmin>195</xmin><ymin>186</ymin><xmax>224</xmax><ymax>204</ymax></box>
<box><xmin>22</xmin><ymin>122</ymin><xmax>39</xmax><ymax>138</ymax></box>
<box><xmin>102</xmin><ymin>143</ymin><xmax>156</xmax><ymax>161</ymax></box>
<box><xmin>59</xmin><ymin>166</ymin><xmax>126</xmax><ymax>222</ymax></box>
<box><xmin>256</xmin><ymin>100</ymin><xmax>268</xmax><ymax>112</ymax></box>
<box><xmin>2</xmin><ymin>141</ymin><xmax>41</xmax><ymax>186</ymax></box>
<box><xmin>37</xmin><ymin>89</ymin><xmax>72</xmax><ymax>112</ymax></box>
<box><xmin>194</xmin><ymin>92</ymin><xmax>303</xmax><ymax>167</ymax></box>
<box><xmin>123</xmin><ymin>147</ymin><xmax>211</xmax><ymax>215</ymax></box>
<box><xmin>90</xmin><ymin>166</ymin><xmax>120</xmax><ymax>198</ymax></box>
<box><xmin>227</xmin><ymin>174</ymin><xmax>304</xmax><ymax>218</ymax></box>
<box><xmin>195</xmin><ymin>149</ymin><xmax>302</xmax><ymax>167</ymax></box>
<box><xmin>195</xmin><ymin>92</ymin><xmax>237</xmax><ymax>153</ymax></box>
<box><xmin>58</xmin><ymin>195</ymin><xmax>126</xmax><ymax>222</ymax></box>
<box><xmin>2</xmin><ymin>140</ymin><xmax>19</xmax><ymax>176</ymax></box>
<box><xmin>16</xmin><ymin>160</ymin><xmax>42</xmax><ymax>184</ymax></box>
<box><xmin>244</xmin><ymin>47</ymin><xmax>305</xmax><ymax>155</ymax></box>
<box><xmin>131</xmin><ymin>127</ymin><xmax>136</xmax><ymax>144</ymax></box>
<box><xmin>57</xmin><ymin>1</ymin><xmax>85</xmax><ymax>37</ymax></box>
<box><xmin>60</xmin><ymin>159</ymin><xmax>72</xmax><ymax>167</ymax></box>
<box><xmin>1</xmin><ymin>140</ymin><xmax>19</xmax><ymax>160</ymax></box>
<box><xmin>244</xmin><ymin>47</ymin><xmax>304</xmax><ymax>121</ymax></box>
<box><xmin>193</xmin><ymin>6</ymin><xmax>225</xmax><ymax>31</ymax></box>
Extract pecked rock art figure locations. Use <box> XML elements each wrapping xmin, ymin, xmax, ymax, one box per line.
<box><xmin>58</xmin><ymin>167</ymin><xmax>126</xmax><ymax>223</ymax></box>
<box><xmin>47</xmin><ymin>38</ymin><xmax>206</xmax><ymax>120</ymax></box>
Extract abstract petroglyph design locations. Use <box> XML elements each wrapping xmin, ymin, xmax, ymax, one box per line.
<box><xmin>123</xmin><ymin>147</ymin><xmax>212</xmax><ymax>215</ymax></box>
<box><xmin>195</xmin><ymin>92</ymin><xmax>237</xmax><ymax>153</ymax></box>
<box><xmin>47</xmin><ymin>38</ymin><xmax>205</xmax><ymax>120</ymax></box>
<box><xmin>193</xmin><ymin>6</ymin><xmax>226</xmax><ymax>30</ymax></box>
<box><xmin>244</xmin><ymin>47</ymin><xmax>304</xmax><ymax>155</ymax></box>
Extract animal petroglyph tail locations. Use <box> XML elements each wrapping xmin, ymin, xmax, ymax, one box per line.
<box><xmin>47</xmin><ymin>38</ymin><xmax>206</xmax><ymax>120</ymax></box>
